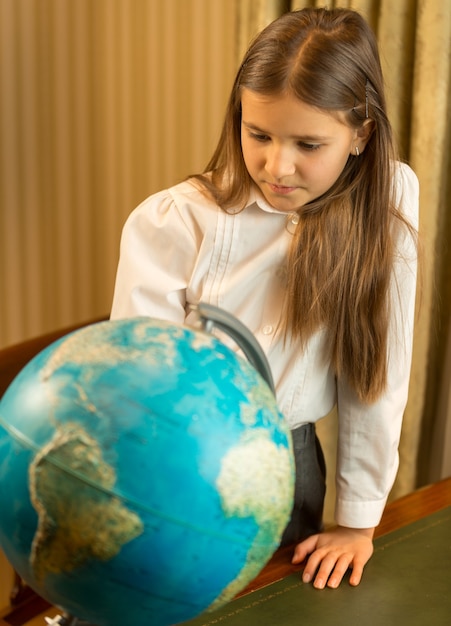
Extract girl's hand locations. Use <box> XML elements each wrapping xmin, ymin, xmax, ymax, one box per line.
<box><xmin>291</xmin><ymin>526</ymin><xmax>375</xmax><ymax>589</ymax></box>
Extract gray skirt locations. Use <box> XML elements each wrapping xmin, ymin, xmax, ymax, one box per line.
<box><xmin>280</xmin><ymin>422</ymin><xmax>326</xmax><ymax>546</ymax></box>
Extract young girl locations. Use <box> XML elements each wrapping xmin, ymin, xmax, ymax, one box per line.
<box><xmin>111</xmin><ymin>8</ymin><xmax>418</xmax><ymax>590</ymax></box>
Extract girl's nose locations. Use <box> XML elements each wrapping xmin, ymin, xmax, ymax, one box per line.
<box><xmin>265</xmin><ymin>145</ymin><xmax>296</xmax><ymax>179</ymax></box>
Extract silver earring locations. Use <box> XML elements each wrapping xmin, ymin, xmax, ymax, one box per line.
<box><xmin>355</xmin><ymin>146</ymin><xmax>360</xmax><ymax>156</ymax></box>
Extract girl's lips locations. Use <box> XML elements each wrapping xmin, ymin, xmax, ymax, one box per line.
<box><xmin>267</xmin><ymin>182</ymin><xmax>298</xmax><ymax>195</ymax></box>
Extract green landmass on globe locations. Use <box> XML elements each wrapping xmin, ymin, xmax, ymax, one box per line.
<box><xmin>211</xmin><ymin>429</ymin><xmax>293</xmax><ymax>609</ymax></box>
<box><xmin>29</xmin><ymin>422</ymin><xmax>144</xmax><ymax>582</ymax></box>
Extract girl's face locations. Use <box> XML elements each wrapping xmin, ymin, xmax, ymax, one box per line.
<box><xmin>241</xmin><ymin>88</ymin><xmax>364</xmax><ymax>212</ymax></box>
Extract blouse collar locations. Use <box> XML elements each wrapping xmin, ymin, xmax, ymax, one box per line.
<box><xmin>246</xmin><ymin>184</ymin><xmax>285</xmax><ymax>214</ymax></box>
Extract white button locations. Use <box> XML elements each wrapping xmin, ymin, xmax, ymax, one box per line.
<box><xmin>290</xmin><ymin>213</ymin><xmax>299</xmax><ymax>225</ymax></box>
<box><xmin>262</xmin><ymin>325</ymin><xmax>274</xmax><ymax>335</ymax></box>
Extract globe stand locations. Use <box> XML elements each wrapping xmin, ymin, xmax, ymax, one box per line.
<box><xmin>45</xmin><ymin>614</ymin><xmax>94</xmax><ymax>626</ymax></box>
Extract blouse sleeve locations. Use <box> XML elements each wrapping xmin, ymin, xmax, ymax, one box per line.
<box><xmin>335</xmin><ymin>162</ymin><xmax>419</xmax><ymax>529</ymax></box>
<box><xmin>110</xmin><ymin>187</ymin><xmax>198</xmax><ymax>324</ymax></box>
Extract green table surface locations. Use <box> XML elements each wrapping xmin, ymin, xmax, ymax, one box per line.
<box><xmin>185</xmin><ymin>506</ymin><xmax>451</xmax><ymax>626</ymax></box>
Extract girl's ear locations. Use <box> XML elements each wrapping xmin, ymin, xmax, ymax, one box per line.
<box><xmin>354</xmin><ymin>119</ymin><xmax>374</xmax><ymax>154</ymax></box>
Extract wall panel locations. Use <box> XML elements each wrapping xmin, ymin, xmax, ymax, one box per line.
<box><xmin>0</xmin><ymin>0</ymin><xmax>238</xmax><ymax>347</ymax></box>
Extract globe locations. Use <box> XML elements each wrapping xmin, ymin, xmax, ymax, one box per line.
<box><xmin>0</xmin><ymin>315</ymin><xmax>295</xmax><ymax>626</ymax></box>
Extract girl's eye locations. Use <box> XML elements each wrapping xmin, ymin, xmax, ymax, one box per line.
<box><xmin>298</xmin><ymin>142</ymin><xmax>321</xmax><ymax>151</ymax></box>
<box><xmin>246</xmin><ymin>130</ymin><xmax>321</xmax><ymax>151</ymax></box>
<box><xmin>249</xmin><ymin>132</ymin><xmax>270</xmax><ymax>142</ymax></box>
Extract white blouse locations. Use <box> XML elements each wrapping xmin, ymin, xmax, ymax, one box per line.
<box><xmin>111</xmin><ymin>162</ymin><xmax>419</xmax><ymax>529</ymax></box>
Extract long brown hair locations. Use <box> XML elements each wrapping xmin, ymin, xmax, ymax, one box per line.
<box><xmin>193</xmin><ymin>8</ymin><xmax>416</xmax><ymax>403</ymax></box>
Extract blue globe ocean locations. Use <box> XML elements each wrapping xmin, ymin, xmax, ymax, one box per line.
<box><xmin>0</xmin><ymin>316</ymin><xmax>294</xmax><ymax>626</ymax></box>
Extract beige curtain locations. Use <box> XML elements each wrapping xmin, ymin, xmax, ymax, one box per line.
<box><xmin>236</xmin><ymin>0</ymin><xmax>451</xmax><ymax>520</ymax></box>
<box><xmin>0</xmin><ymin>0</ymin><xmax>238</xmax><ymax>348</ymax></box>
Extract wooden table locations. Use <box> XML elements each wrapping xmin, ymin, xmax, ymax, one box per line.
<box><xmin>1</xmin><ymin>477</ymin><xmax>450</xmax><ymax>626</ymax></box>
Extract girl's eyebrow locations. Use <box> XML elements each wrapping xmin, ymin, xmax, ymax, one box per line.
<box><xmin>242</xmin><ymin>121</ymin><xmax>331</xmax><ymax>142</ymax></box>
